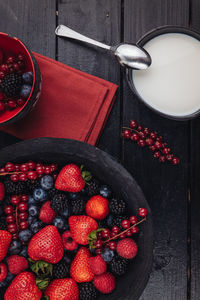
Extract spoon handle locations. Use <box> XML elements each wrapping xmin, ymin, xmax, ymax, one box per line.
<box><xmin>55</xmin><ymin>25</ymin><xmax>111</xmax><ymax>51</ymax></box>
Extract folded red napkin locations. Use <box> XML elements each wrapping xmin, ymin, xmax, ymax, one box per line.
<box><xmin>1</xmin><ymin>53</ymin><xmax>118</xmax><ymax>145</ymax></box>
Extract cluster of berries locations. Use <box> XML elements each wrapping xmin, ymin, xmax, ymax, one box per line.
<box><xmin>0</xmin><ymin>162</ymin><xmax>148</xmax><ymax>300</ymax></box>
<box><xmin>0</xmin><ymin>48</ymin><xmax>33</xmax><ymax>113</ymax></box>
<box><xmin>122</xmin><ymin>120</ymin><xmax>180</xmax><ymax>165</ymax></box>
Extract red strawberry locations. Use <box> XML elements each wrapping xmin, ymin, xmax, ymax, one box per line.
<box><xmin>28</xmin><ymin>225</ymin><xmax>64</xmax><ymax>264</ymax></box>
<box><xmin>0</xmin><ymin>263</ymin><xmax>7</xmax><ymax>282</ymax></box>
<box><xmin>93</xmin><ymin>272</ymin><xmax>116</xmax><ymax>294</ymax></box>
<box><xmin>70</xmin><ymin>247</ymin><xmax>94</xmax><ymax>282</ymax></box>
<box><xmin>4</xmin><ymin>272</ymin><xmax>42</xmax><ymax>300</ymax></box>
<box><xmin>45</xmin><ymin>278</ymin><xmax>79</xmax><ymax>300</ymax></box>
<box><xmin>86</xmin><ymin>195</ymin><xmax>109</xmax><ymax>220</ymax></box>
<box><xmin>55</xmin><ymin>164</ymin><xmax>85</xmax><ymax>192</ymax></box>
<box><xmin>62</xmin><ymin>230</ymin><xmax>78</xmax><ymax>251</ymax></box>
<box><xmin>89</xmin><ymin>255</ymin><xmax>107</xmax><ymax>275</ymax></box>
<box><xmin>69</xmin><ymin>215</ymin><xmax>98</xmax><ymax>245</ymax></box>
<box><xmin>8</xmin><ymin>255</ymin><xmax>28</xmax><ymax>275</ymax></box>
<box><xmin>39</xmin><ymin>201</ymin><xmax>56</xmax><ymax>224</ymax></box>
<box><xmin>0</xmin><ymin>230</ymin><xmax>12</xmax><ymax>261</ymax></box>
<box><xmin>0</xmin><ymin>182</ymin><xmax>5</xmax><ymax>201</ymax></box>
<box><xmin>117</xmin><ymin>238</ymin><xmax>138</xmax><ymax>259</ymax></box>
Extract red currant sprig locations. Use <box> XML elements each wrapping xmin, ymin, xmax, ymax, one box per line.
<box><xmin>122</xmin><ymin>120</ymin><xmax>180</xmax><ymax>165</ymax></box>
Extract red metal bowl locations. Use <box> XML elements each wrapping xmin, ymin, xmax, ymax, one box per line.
<box><xmin>0</xmin><ymin>33</ymin><xmax>41</xmax><ymax>125</ymax></box>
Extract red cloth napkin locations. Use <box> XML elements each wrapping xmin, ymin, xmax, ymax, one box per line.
<box><xmin>1</xmin><ymin>53</ymin><xmax>118</xmax><ymax>145</ymax></box>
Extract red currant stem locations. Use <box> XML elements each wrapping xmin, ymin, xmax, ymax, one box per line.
<box><xmin>0</xmin><ymin>171</ymin><xmax>22</xmax><ymax>176</ymax></box>
<box><xmin>122</xmin><ymin>126</ymin><xmax>141</xmax><ymax>135</ymax></box>
<box><xmin>103</xmin><ymin>217</ymin><xmax>146</xmax><ymax>244</ymax></box>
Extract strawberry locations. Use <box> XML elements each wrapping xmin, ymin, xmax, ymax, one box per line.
<box><xmin>39</xmin><ymin>201</ymin><xmax>56</xmax><ymax>224</ymax></box>
<box><xmin>8</xmin><ymin>255</ymin><xmax>28</xmax><ymax>275</ymax></box>
<box><xmin>45</xmin><ymin>278</ymin><xmax>79</xmax><ymax>300</ymax></box>
<box><xmin>89</xmin><ymin>255</ymin><xmax>107</xmax><ymax>275</ymax></box>
<box><xmin>70</xmin><ymin>247</ymin><xmax>94</xmax><ymax>282</ymax></box>
<box><xmin>55</xmin><ymin>164</ymin><xmax>85</xmax><ymax>192</ymax></box>
<box><xmin>0</xmin><ymin>182</ymin><xmax>5</xmax><ymax>201</ymax></box>
<box><xmin>62</xmin><ymin>230</ymin><xmax>78</xmax><ymax>251</ymax></box>
<box><xmin>0</xmin><ymin>230</ymin><xmax>12</xmax><ymax>261</ymax></box>
<box><xmin>117</xmin><ymin>238</ymin><xmax>138</xmax><ymax>259</ymax></box>
<box><xmin>86</xmin><ymin>195</ymin><xmax>109</xmax><ymax>220</ymax></box>
<box><xmin>4</xmin><ymin>272</ymin><xmax>42</xmax><ymax>300</ymax></box>
<box><xmin>69</xmin><ymin>215</ymin><xmax>98</xmax><ymax>245</ymax></box>
<box><xmin>0</xmin><ymin>263</ymin><xmax>7</xmax><ymax>282</ymax></box>
<box><xmin>93</xmin><ymin>272</ymin><xmax>116</xmax><ymax>294</ymax></box>
<box><xmin>28</xmin><ymin>225</ymin><xmax>64</xmax><ymax>264</ymax></box>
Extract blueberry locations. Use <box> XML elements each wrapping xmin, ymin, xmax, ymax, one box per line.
<box><xmin>9</xmin><ymin>240</ymin><xmax>22</xmax><ymax>255</ymax></box>
<box><xmin>5</xmin><ymin>272</ymin><xmax>14</xmax><ymax>284</ymax></box>
<box><xmin>41</xmin><ymin>175</ymin><xmax>53</xmax><ymax>190</ymax></box>
<box><xmin>99</xmin><ymin>185</ymin><xmax>112</xmax><ymax>198</ymax></box>
<box><xmin>28</xmin><ymin>205</ymin><xmax>39</xmax><ymax>217</ymax></box>
<box><xmin>53</xmin><ymin>216</ymin><xmax>65</xmax><ymax>230</ymax></box>
<box><xmin>20</xmin><ymin>246</ymin><xmax>28</xmax><ymax>258</ymax></box>
<box><xmin>28</xmin><ymin>196</ymin><xmax>36</xmax><ymax>205</ymax></box>
<box><xmin>107</xmin><ymin>214</ymin><xmax>113</xmax><ymax>226</ymax></box>
<box><xmin>19</xmin><ymin>230</ymin><xmax>32</xmax><ymax>242</ymax></box>
<box><xmin>20</xmin><ymin>84</ymin><xmax>32</xmax><ymax>98</ymax></box>
<box><xmin>63</xmin><ymin>254</ymin><xmax>71</xmax><ymax>264</ymax></box>
<box><xmin>33</xmin><ymin>188</ymin><xmax>47</xmax><ymax>202</ymax></box>
<box><xmin>28</xmin><ymin>216</ymin><xmax>34</xmax><ymax>225</ymax></box>
<box><xmin>22</xmin><ymin>71</ymin><xmax>33</xmax><ymax>84</ymax></box>
<box><xmin>68</xmin><ymin>192</ymin><xmax>79</xmax><ymax>200</ymax></box>
<box><xmin>61</xmin><ymin>208</ymin><xmax>70</xmax><ymax>218</ymax></box>
<box><xmin>101</xmin><ymin>248</ymin><xmax>114</xmax><ymax>262</ymax></box>
<box><xmin>30</xmin><ymin>220</ymin><xmax>43</xmax><ymax>234</ymax></box>
<box><xmin>62</xmin><ymin>224</ymin><xmax>69</xmax><ymax>231</ymax></box>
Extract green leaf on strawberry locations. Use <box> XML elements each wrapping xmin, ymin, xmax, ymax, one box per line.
<box><xmin>36</xmin><ymin>278</ymin><xmax>50</xmax><ymax>290</ymax></box>
<box><xmin>88</xmin><ymin>228</ymin><xmax>104</xmax><ymax>249</ymax></box>
<box><xmin>29</xmin><ymin>259</ymin><xmax>53</xmax><ymax>277</ymax></box>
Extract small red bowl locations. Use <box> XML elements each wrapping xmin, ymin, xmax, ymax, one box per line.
<box><xmin>0</xmin><ymin>33</ymin><xmax>41</xmax><ymax>125</ymax></box>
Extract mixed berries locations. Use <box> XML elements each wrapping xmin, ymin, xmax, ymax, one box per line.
<box><xmin>0</xmin><ymin>47</ymin><xmax>33</xmax><ymax>114</ymax></box>
<box><xmin>122</xmin><ymin>119</ymin><xmax>180</xmax><ymax>165</ymax></box>
<box><xmin>0</xmin><ymin>161</ymin><xmax>148</xmax><ymax>299</ymax></box>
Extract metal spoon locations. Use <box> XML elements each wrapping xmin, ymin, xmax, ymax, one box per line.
<box><xmin>55</xmin><ymin>25</ymin><xmax>151</xmax><ymax>70</ymax></box>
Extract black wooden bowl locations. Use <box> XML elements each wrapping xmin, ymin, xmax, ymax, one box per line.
<box><xmin>0</xmin><ymin>138</ymin><xmax>153</xmax><ymax>300</ymax></box>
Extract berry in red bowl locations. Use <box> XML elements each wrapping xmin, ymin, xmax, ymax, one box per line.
<box><xmin>0</xmin><ymin>33</ymin><xmax>41</xmax><ymax>125</ymax></box>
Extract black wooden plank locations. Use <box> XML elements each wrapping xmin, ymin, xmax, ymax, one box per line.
<box><xmin>190</xmin><ymin>1</ymin><xmax>200</xmax><ymax>299</ymax></box>
<box><xmin>0</xmin><ymin>0</ymin><xmax>56</xmax><ymax>58</ymax></box>
<box><xmin>123</xmin><ymin>1</ymin><xmax>189</xmax><ymax>299</ymax></box>
<box><xmin>57</xmin><ymin>0</ymin><xmax>121</xmax><ymax>159</ymax></box>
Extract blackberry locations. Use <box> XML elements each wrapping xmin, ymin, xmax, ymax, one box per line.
<box><xmin>0</xmin><ymin>73</ymin><xmax>22</xmax><ymax>97</ymax></box>
<box><xmin>53</xmin><ymin>260</ymin><xmax>70</xmax><ymax>279</ymax></box>
<box><xmin>109</xmin><ymin>198</ymin><xmax>126</xmax><ymax>215</ymax></box>
<box><xmin>110</xmin><ymin>255</ymin><xmax>128</xmax><ymax>276</ymax></box>
<box><xmin>0</xmin><ymin>217</ymin><xmax>7</xmax><ymax>230</ymax></box>
<box><xmin>71</xmin><ymin>198</ymin><xmax>85</xmax><ymax>215</ymax></box>
<box><xmin>48</xmin><ymin>188</ymin><xmax>60</xmax><ymax>200</ymax></box>
<box><xmin>111</xmin><ymin>215</ymin><xmax>129</xmax><ymax>230</ymax></box>
<box><xmin>86</xmin><ymin>178</ymin><xmax>100</xmax><ymax>196</ymax></box>
<box><xmin>51</xmin><ymin>194</ymin><xmax>68</xmax><ymax>213</ymax></box>
<box><xmin>78</xmin><ymin>282</ymin><xmax>98</xmax><ymax>300</ymax></box>
<box><xmin>26</xmin><ymin>178</ymin><xmax>41</xmax><ymax>193</ymax></box>
<box><xmin>4</xmin><ymin>178</ymin><xmax>27</xmax><ymax>195</ymax></box>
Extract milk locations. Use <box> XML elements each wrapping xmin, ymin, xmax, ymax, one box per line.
<box><xmin>132</xmin><ymin>33</ymin><xmax>200</xmax><ymax>117</ymax></box>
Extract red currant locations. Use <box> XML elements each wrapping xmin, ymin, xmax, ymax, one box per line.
<box><xmin>17</xmin><ymin>98</ymin><xmax>25</xmax><ymax>107</ymax></box>
<box><xmin>166</xmin><ymin>154</ymin><xmax>173</xmax><ymax>161</ymax></box>
<box><xmin>27</xmin><ymin>161</ymin><xmax>36</xmax><ymax>170</ymax></box>
<box><xmin>12</xmin><ymin>233</ymin><xmax>18</xmax><ymax>240</ymax></box>
<box><xmin>145</xmin><ymin>138</ymin><xmax>153</xmax><ymax>146</ymax></box>
<box><xmin>123</xmin><ymin>129</ymin><xmax>131</xmax><ymax>139</ymax></box>
<box><xmin>18</xmin><ymin>212</ymin><xmax>28</xmax><ymax>221</ymax></box>
<box><xmin>94</xmin><ymin>240</ymin><xmax>103</xmax><ymax>249</ymax></box>
<box><xmin>101</xmin><ymin>229</ymin><xmax>110</xmax><ymax>239</ymax></box>
<box><xmin>119</xmin><ymin>233</ymin><xmax>126</xmax><ymax>239</ymax></box>
<box><xmin>11</xmin><ymin>195</ymin><xmax>20</xmax><ymax>205</ymax></box>
<box><xmin>0</xmin><ymin>71</ymin><xmax>5</xmax><ymax>79</ymax></box>
<box><xmin>20</xmin><ymin>163</ymin><xmax>29</xmax><ymax>172</ymax></box>
<box><xmin>137</xmin><ymin>125</ymin><xmax>143</xmax><ymax>131</ymax></box>
<box><xmin>5</xmin><ymin>162</ymin><xmax>15</xmax><ymax>172</ymax></box>
<box><xmin>95</xmin><ymin>248</ymin><xmax>102</xmax><ymax>255</ymax></box>
<box><xmin>27</xmin><ymin>171</ymin><xmax>37</xmax><ymax>180</ymax></box>
<box><xmin>154</xmin><ymin>151</ymin><xmax>161</xmax><ymax>158</ymax></box>
<box><xmin>8</xmin><ymin>100</ymin><xmax>17</xmax><ymax>109</ymax></box>
<box><xmin>17</xmin><ymin>54</ymin><xmax>25</xmax><ymax>61</ymax></box>
<box><xmin>149</xmin><ymin>145</ymin><xmax>156</xmax><ymax>151</ymax></box>
<box><xmin>129</xmin><ymin>216</ymin><xmax>138</xmax><ymax>224</ymax></box>
<box><xmin>131</xmin><ymin>133</ymin><xmax>139</xmax><ymax>141</ymax></box>
<box><xmin>131</xmin><ymin>226</ymin><xmax>139</xmax><ymax>234</ymax></box>
<box><xmin>121</xmin><ymin>219</ymin><xmax>130</xmax><ymax>229</ymax></box>
<box><xmin>0</xmin><ymin>168</ymin><xmax>5</xmax><ymax>173</ymax></box>
<box><xmin>126</xmin><ymin>229</ymin><xmax>133</xmax><ymax>237</ymax></box>
<box><xmin>10</xmin><ymin>174</ymin><xmax>19</xmax><ymax>182</ymax></box>
<box><xmin>0</xmin><ymin>64</ymin><xmax>8</xmax><ymax>73</ymax></box>
<box><xmin>112</xmin><ymin>226</ymin><xmax>119</xmax><ymax>234</ymax></box>
<box><xmin>159</xmin><ymin>156</ymin><xmax>166</xmax><ymax>163</ymax></box>
<box><xmin>163</xmin><ymin>147</ymin><xmax>170</xmax><ymax>154</ymax></box>
<box><xmin>36</xmin><ymin>166</ymin><xmax>44</xmax><ymax>175</ymax></box>
<box><xmin>51</xmin><ymin>164</ymin><xmax>57</xmax><ymax>172</ymax></box>
<box><xmin>0</xmin><ymin>102</ymin><xmax>5</xmax><ymax>112</ymax></box>
<box><xmin>4</xmin><ymin>205</ymin><xmax>14</xmax><ymax>215</ymax></box>
<box><xmin>18</xmin><ymin>202</ymin><xmax>28</xmax><ymax>212</ymax></box>
<box><xmin>138</xmin><ymin>207</ymin><xmax>148</xmax><ymax>217</ymax></box>
<box><xmin>154</xmin><ymin>141</ymin><xmax>162</xmax><ymax>149</ymax></box>
<box><xmin>20</xmin><ymin>195</ymin><xmax>28</xmax><ymax>202</ymax></box>
<box><xmin>19</xmin><ymin>173</ymin><xmax>27</xmax><ymax>181</ymax></box>
<box><xmin>110</xmin><ymin>232</ymin><xmax>117</xmax><ymax>239</ymax></box>
<box><xmin>44</xmin><ymin>166</ymin><xmax>51</xmax><ymax>175</ymax></box>
<box><xmin>19</xmin><ymin>221</ymin><xmax>28</xmax><ymax>230</ymax></box>
<box><xmin>129</xmin><ymin>120</ymin><xmax>138</xmax><ymax>129</ymax></box>
<box><xmin>14</xmin><ymin>164</ymin><xmax>20</xmax><ymax>171</ymax></box>
<box><xmin>150</xmin><ymin>132</ymin><xmax>157</xmax><ymax>139</ymax></box>
<box><xmin>108</xmin><ymin>241</ymin><xmax>117</xmax><ymax>250</ymax></box>
<box><xmin>6</xmin><ymin>56</ymin><xmax>16</xmax><ymax>64</ymax></box>
<box><xmin>137</xmin><ymin>139</ymin><xmax>146</xmax><ymax>147</ymax></box>
<box><xmin>7</xmin><ymin>223</ymin><xmax>17</xmax><ymax>233</ymax></box>
<box><xmin>6</xmin><ymin>215</ymin><xmax>15</xmax><ymax>224</ymax></box>
<box><xmin>13</xmin><ymin>63</ymin><xmax>20</xmax><ymax>71</ymax></box>
<box><xmin>144</xmin><ymin>128</ymin><xmax>150</xmax><ymax>135</ymax></box>
<box><xmin>172</xmin><ymin>157</ymin><xmax>180</xmax><ymax>165</ymax></box>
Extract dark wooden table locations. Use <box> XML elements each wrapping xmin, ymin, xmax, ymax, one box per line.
<box><xmin>0</xmin><ymin>1</ymin><xmax>200</xmax><ymax>299</ymax></box>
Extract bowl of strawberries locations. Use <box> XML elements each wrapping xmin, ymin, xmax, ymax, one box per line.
<box><xmin>0</xmin><ymin>138</ymin><xmax>153</xmax><ymax>300</ymax></box>
<box><xmin>0</xmin><ymin>32</ymin><xmax>41</xmax><ymax>125</ymax></box>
